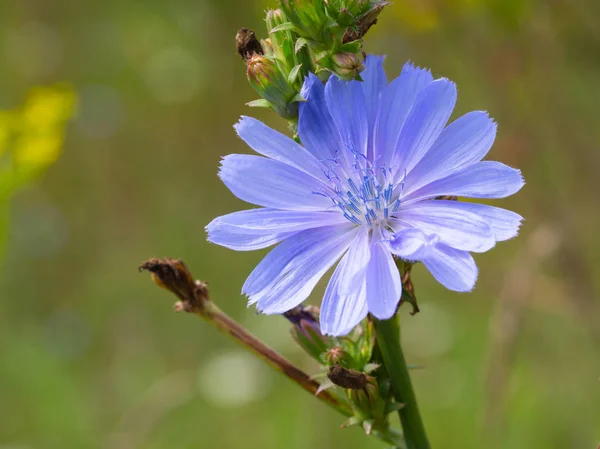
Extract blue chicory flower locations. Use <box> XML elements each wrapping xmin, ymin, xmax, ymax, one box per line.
<box><xmin>207</xmin><ymin>56</ymin><xmax>524</xmax><ymax>336</ymax></box>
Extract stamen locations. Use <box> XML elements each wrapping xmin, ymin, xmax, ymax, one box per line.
<box><xmin>320</xmin><ymin>156</ymin><xmax>402</xmax><ymax>227</ymax></box>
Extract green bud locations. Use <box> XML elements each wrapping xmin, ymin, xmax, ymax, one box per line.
<box><xmin>260</xmin><ymin>38</ymin><xmax>275</xmax><ymax>57</ymax></box>
<box><xmin>265</xmin><ymin>9</ymin><xmax>296</xmax><ymax>70</ymax></box>
<box><xmin>247</xmin><ymin>54</ymin><xmax>298</xmax><ymax>119</ymax></box>
<box><xmin>280</xmin><ymin>0</ymin><xmax>329</xmax><ymax>41</ymax></box>
<box><xmin>325</xmin><ymin>0</ymin><xmax>370</xmax><ymax>26</ymax></box>
<box><xmin>266</xmin><ymin>8</ymin><xmax>288</xmax><ymax>32</ymax></box>
<box><xmin>330</xmin><ymin>51</ymin><xmax>364</xmax><ymax>80</ymax></box>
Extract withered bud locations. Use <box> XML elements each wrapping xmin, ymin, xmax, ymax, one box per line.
<box><xmin>342</xmin><ymin>1</ymin><xmax>388</xmax><ymax>43</ymax></box>
<box><xmin>331</xmin><ymin>52</ymin><xmax>364</xmax><ymax>79</ymax></box>
<box><xmin>139</xmin><ymin>258</ymin><xmax>209</xmax><ymax>312</ymax></box>
<box><xmin>327</xmin><ymin>364</ymin><xmax>370</xmax><ymax>390</ymax></box>
<box><xmin>236</xmin><ymin>27</ymin><xmax>263</xmax><ymax>60</ymax></box>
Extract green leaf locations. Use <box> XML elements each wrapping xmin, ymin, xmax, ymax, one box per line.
<box><xmin>290</xmin><ymin>93</ymin><xmax>306</xmax><ymax>103</ymax></box>
<box><xmin>385</xmin><ymin>401</ymin><xmax>405</xmax><ymax>415</ymax></box>
<box><xmin>288</xmin><ymin>64</ymin><xmax>303</xmax><ymax>84</ymax></box>
<box><xmin>363</xmin><ymin>363</ymin><xmax>381</xmax><ymax>374</ymax></box>
<box><xmin>314</xmin><ymin>50</ymin><xmax>330</xmax><ymax>64</ymax></box>
<box><xmin>340</xmin><ymin>40</ymin><xmax>363</xmax><ymax>53</ymax></box>
<box><xmin>269</xmin><ymin>22</ymin><xmax>297</xmax><ymax>33</ymax></box>
<box><xmin>246</xmin><ymin>99</ymin><xmax>273</xmax><ymax>109</ymax></box>
<box><xmin>295</xmin><ymin>37</ymin><xmax>309</xmax><ymax>54</ymax></box>
<box><xmin>340</xmin><ymin>416</ymin><xmax>362</xmax><ymax>428</ymax></box>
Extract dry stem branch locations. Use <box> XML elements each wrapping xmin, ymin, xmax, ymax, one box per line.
<box><xmin>139</xmin><ymin>257</ymin><xmax>350</xmax><ymax>417</ymax></box>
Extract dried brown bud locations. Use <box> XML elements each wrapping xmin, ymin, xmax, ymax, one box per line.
<box><xmin>341</xmin><ymin>1</ymin><xmax>388</xmax><ymax>43</ymax></box>
<box><xmin>327</xmin><ymin>364</ymin><xmax>370</xmax><ymax>390</ymax></box>
<box><xmin>236</xmin><ymin>27</ymin><xmax>263</xmax><ymax>60</ymax></box>
<box><xmin>139</xmin><ymin>258</ymin><xmax>209</xmax><ymax>312</ymax></box>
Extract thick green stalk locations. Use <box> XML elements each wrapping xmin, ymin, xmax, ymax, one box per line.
<box><xmin>374</xmin><ymin>316</ymin><xmax>430</xmax><ymax>449</ymax></box>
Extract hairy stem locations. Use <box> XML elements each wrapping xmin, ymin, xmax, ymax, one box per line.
<box><xmin>373</xmin><ymin>315</ymin><xmax>430</xmax><ymax>449</ymax></box>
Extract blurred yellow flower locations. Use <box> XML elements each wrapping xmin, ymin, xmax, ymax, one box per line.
<box><xmin>1</xmin><ymin>83</ymin><xmax>76</xmax><ymax>185</ymax></box>
<box><xmin>0</xmin><ymin>83</ymin><xmax>76</xmax><ymax>260</ymax></box>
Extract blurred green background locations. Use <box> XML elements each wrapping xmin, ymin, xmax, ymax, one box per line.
<box><xmin>1</xmin><ymin>0</ymin><xmax>599</xmax><ymax>448</ymax></box>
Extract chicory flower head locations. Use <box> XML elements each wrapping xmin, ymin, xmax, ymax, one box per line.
<box><xmin>207</xmin><ymin>56</ymin><xmax>524</xmax><ymax>336</ymax></box>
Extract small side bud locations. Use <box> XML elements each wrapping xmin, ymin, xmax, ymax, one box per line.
<box><xmin>325</xmin><ymin>346</ymin><xmax>345</xmax><ymax>365</ymax></box>
<box><xmin>265</xmin><ymin>9</ymin><xmax>297</xmax><ymax>71</ymax></box>
<box><xmin>280</xmin><ymin>0</ymin><xmax>328</xmax><ymax>40</ymax></box>
<box><xmin>326</xmin><ymin>0</ymin><xmax>370</xmax><ymax>26</ymax></box>
<box><xmin>247</xmin><ymin>54</ymin><xmax>298</xmax><ymax>118</ymax></box>
<box><xmin>331</xmin><ymin>52</ymin><xmax>364</xmax><ymax>80</ymax></box>
<box><xmin>284</xmin><ymin>305</ymin><xmax>330</xmax><ymax>360</ymax></box>
<box><xmin>236</xmin><ymin>28</ymin><xmax>264</xmax><ymax>60</ymax></box>
<box><xmin>266</xmin><ymin>8</ymin><xmax>288</xmax><ymax>33</ymax></box>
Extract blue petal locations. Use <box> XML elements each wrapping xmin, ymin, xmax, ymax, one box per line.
<box><xmin>325</xmin><ymin>75</ymin><xmax>369</xmax><ymax>160</ymax></box>
<box><xmin>391</xmin><ymin>78</ymin><xmax>457</xmax><ymax>177</ymax></box>
<box><xmin>388</xmin><ymin>228</ymin><xmax>434</xmax><ymax>259</ymax></box>
<box><xmin>393</xmin><ymin>201</ymin><xmax>495</xmax><ymax>252</ymax></box>
<box><xmin>243</xmin><ymin>225</ymin><xmax>357</xmax><ymax>314</ymax></box>
<box><xmin>235</xmin><ymin>116</ymin><xmax>326</xmax><ymax>180</ymax></box>
<box><xmin>361</xmin><ymin>55</ymin><xmax>387</xmax><ymax>158</ymax></box>
<box><xmin>389</xmin><ymin>229</ymin><xmax>478</xmax><ymax>292</ymax></box>
<box><xmin>320</xmin><ymin>230</ymin><xmax>371</xmax><ymax>336</ymax></box>
<box><xmin>219</xmin><ymin>154</ymin><xmax>332</xmax><ymax>210</ymax></box>
<box><xmin>431</xmin><ymin>201</ymin><xmax>523</xmax><ymax>242</ymax></box>
<box><xmin>403</xmin><ymin>161</ymin><xmax>525</xmax><ymax>201</ymax></box>
<box><xmin>298</xmin><ymin>74</ymin><xmax>342</xmax><ymax>162</ymax></box>
<box><xmin>405</xmin><ymin>111</ymin><xmax>497</xmax><ymax>193</ymax></box>
<box><xmin>374</xmin><ymin>62</ymin><xmax>433</xmax><ymax>164</ymax></box>
<box><xmin>206</xmin><ymin>208</ymin><xmax>347</xmax><ymax>251</ymax></box>
<box><xmin>422</xmin><ymin>244</ymin><xmax>478</xmax><ymax>292</ymax></box>
<box><xmin>366</xmin><ymin>236</ymin><xmax>402</xmax><ymax>320</ymax></box>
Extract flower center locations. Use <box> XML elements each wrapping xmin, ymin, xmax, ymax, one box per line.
<box><xmin>314</xmin><ymin>154</ymin><xmax>405</xmax><ymax>227</ymax></box>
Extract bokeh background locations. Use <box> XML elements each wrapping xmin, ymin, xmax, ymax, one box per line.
<box><xmin>1</xmin><ymin>0</ymin><xmax>599</xmax><ymax>448</ymax></box>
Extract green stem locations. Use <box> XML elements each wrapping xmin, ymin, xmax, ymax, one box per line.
<box><xmin>373</xmin><ymin>315</ymin><xmax>430</xmax><ymax>449</ymax></box>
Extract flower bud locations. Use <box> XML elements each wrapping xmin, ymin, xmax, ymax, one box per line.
<box><xmin>284</xmin><ymin>305</ymin><xmax>330</xmax><ymax>360</ymax></box>
<box><xmin>246</xmin><ymin>54</ymin><xmax>298</xmax><ymax>119</ymax></box>
<box><xmin>266</xmin><ymin>8</ymin><xmax>288</xmax><ymax>33</ymax></box>
<box><xmin>279</xmin><ymin>0</ymin><xmax>328</xmax><ymax>40</ymax></box>
<box><xmin>326</xmin><ymin>0</ymin><xmax>370</xmax><ymax>26</ymax></box>
<box><xmin>331</xmin><ymin>52</ymin><xmax>364</xmax><ymax>80</ymax></box>
<box><xmin>265</xmin><ymin>9</ymin><xmax>295</xmax><ymax>67</ymax></box>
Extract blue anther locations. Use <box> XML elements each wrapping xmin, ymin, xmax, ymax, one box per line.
<box><xmin>348</xmin><ymin>201</ymin><xmax>362</xmax><ymax>215</ymax></box>
<box><xmin>344</xmin><ymin>212</ymin><xmax>362</xmax><ymax>225</ymax></box>
<box><xmin>348</xmin><ymin>178</ymin><xmax>360</xmax><ymax>196</ymax></box>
